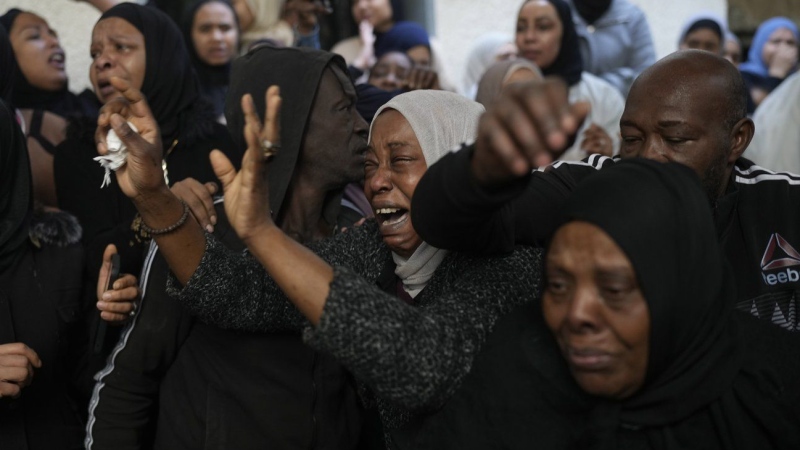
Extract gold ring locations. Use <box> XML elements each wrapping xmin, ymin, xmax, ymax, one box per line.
<box><xmin>261</xmin><ymin>139</ymin><xmax>280</xmax><ymax>160</ymax></box>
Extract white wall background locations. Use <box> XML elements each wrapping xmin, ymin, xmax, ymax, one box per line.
<box><xmin>0</xmin><ymin>0</ymin><xmax>727</xmax><ymax>95</ymax></box>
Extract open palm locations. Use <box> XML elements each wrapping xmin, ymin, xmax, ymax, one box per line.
<box><xmin>210</xmin><ymin>86</ymin><xmax>282</xmax><ymax>243</ymax></box>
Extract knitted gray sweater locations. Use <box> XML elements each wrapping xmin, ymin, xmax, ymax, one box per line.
<box><xmin>167</xmin><ymin>220</ymin><xmax>543</xmax><ymax>434</ymax></box>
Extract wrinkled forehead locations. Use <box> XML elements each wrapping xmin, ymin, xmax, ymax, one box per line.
<box><xmin>624</xmin><ymin>67</ymin><xmax>726</xmax><ymax>124</ymax></box>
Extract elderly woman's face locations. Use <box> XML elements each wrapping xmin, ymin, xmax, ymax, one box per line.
<box><xmin>543</xmin><ymin>221</ymin><xmax>650</xmax><ymax>400</ymax></box>
<box><xmin>89</xmin><ymin>17</ymin><xmax>146</xmax><ymax>104</ymax></box>
<box><xmin>516</xmin><ymin>1</ymin><xmax>562</xmax><ymax>70</ymax></box>
<box><xmin>365</xmin><ymin>109</ymin><xmax>427</xmax><ymax>258</ymax></box>
<box><xmin>8</xmin><ymin>12</ymin><xmax>67</xmax><ymax>92</ymax></box>
<box><xmin>192</xmin><ymin>2</ymin><xmax>239</xmax><ymax>66</ymax></box>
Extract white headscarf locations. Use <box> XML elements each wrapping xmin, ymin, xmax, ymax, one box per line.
<box><xmin>461</xmin><ymin>33</ymin><xmax>516</xmax><ymax>99</ymax></box>
<box><xmin>369</xmin><ymin>91</ymin><xmax>485</xmax><ymax>297</ymax></box>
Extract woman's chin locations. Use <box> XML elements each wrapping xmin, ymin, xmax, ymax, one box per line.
<box><xmin>382</xmin><ymin>233</ymin><xmax>423</xmax><ymax>259</ymax></box>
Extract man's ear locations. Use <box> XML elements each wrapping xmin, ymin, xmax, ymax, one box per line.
<box><xmin>729</xmin><ymin>117</ymin><xmax>754</xmax><ymax>163</ymax></box>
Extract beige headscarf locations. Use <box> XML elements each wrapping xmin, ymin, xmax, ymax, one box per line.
<box><xmin>475</xmin><ymin>59</ymin><xmax>542</xmax><ymax>108</ymax></box>
<box><xmin>240</xmin><ymin>0</ymin><xmax>294</xmax><ymax>50</ymax></box>
<box><xmin>369</xmin><ymin>90</ymin><xmax>484</xmax><ymax>297</ymax></box>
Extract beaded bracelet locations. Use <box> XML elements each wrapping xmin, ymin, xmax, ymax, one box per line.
<box><xmin>140</xmin><ymin>201</ymin><xmax>190</xmax><ymax>236</ymax></box>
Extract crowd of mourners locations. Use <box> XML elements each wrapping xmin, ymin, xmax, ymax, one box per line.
<box><xmin>1</xmin><ymin>0</ymin><xmax>800</xmax><ymax>448</ymax></box>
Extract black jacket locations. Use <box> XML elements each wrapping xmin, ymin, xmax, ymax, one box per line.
<box><xmin>0</xmin><ymin>213</ymin><xmax>109</xmax><ymax>450</ymax></box>
<box><xmin>412</xmin><ymin>147</ymin><xmax>800</xmax><ymax>331</ymax></box>
<box><xmin>86</xmin><ymin>198</ymin><xmax>363</xmax><ymax>450</ymax></box>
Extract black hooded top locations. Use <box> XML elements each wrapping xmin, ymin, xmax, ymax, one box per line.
<box><xmin>0</xmin><ymin>8</ymin><xmax>96</xmax><ymax>119</ymax></box>
<box><xmin>531</xmin><ymin>0</ymin><xmax>583</xmax><ymax>87</ymax></box>
<box><xmin>53</xmin><ymin>3</ymin><xmax>238</xmax><ymax>275</ymax></box>
<box><xmin>0</xmin><ymin>97</ymin><xmax>100</xmax><ymax>450</ymax></box>
<box><xmin>413</xmin><ymin>159</ymin><xmax>800</xmax><ymax>450</ymax></box>
<box><xmin>0</xmin><ymin>24</ymin><xmax>15</xmax><ymax>105</ymax></box>
<box><xmin>0</xmin><ymin>99</ymin><xmax>30</xmax><ymax>276</ymax></box>
<box><xmin>180</xmin><ymin>0</ymin><xmax>238</xmax><ymax>121</ymax></box>
<box><xmin>225</xmin><ymin>44</ymin><xmax>351</xmax><ymax>224</ymax></box>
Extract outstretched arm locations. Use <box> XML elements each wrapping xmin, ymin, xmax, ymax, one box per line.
<box><xmin>95</xmin><ymin>77</ymin><xmax>211</xmax><ymax>286</ymax></box>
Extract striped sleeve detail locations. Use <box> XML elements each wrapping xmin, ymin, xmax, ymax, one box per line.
<box><xmin>545</xmin><ymin>154</ymin><xmax>616</xmax><ymax>172</ymax></box>
<box><xmin>735</xmin><ymin>164</ymin><xmax>800</xmax><ymax>185</ymax></box>
<box><xmin>84</xmin><ymin>240</ymin><xmax>159</xmax><ymax>449</ymax></box>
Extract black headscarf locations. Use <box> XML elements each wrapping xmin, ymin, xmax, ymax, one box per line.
<box><xmin>225</xmin><ymin>45</ymin><xmax>348</xmax><ymax>222</ymax></box>
<box><xmin>180</xmin><ymin>0</ymin><xmax>238</xmax><ymax>119</ymax></box>
<box><xmin>0</xmin><ymin>8</ymin><xmax>94</xmax><ymax>118</ymax></box>
<box><xmin>562</xmin><ymin>159</ymin><xmax>800</xmax><ymax>450</ymax></box>
<box><xmin>0</xmin><ymin>24</ymin><xmax>15</xmax><ymax>105</ymax></box>
<box><xmin>412</xmin><ymin>160</ymin><xmax>800</xmax><ymax>450</ymax></box>
<box><xmin>374</xmin><ymin>21</ymin><xmax>430</xmax><ymax>59</ymax></box>
<box><xmin>531</xmin><ymin>0</ymin><xmax>583</xmax><ymax>86</ymax></box>
<box><xmin>100</xmin><ymin>3</ymin><xmax>201</xmax><ymax>145</ymax></box>
<box><xmin>0</xmin><ymin>99</ymin><xmax>31</xmax><ymax>275</ymax></box>
<box><xmin>572</xmin><ymin>0</ymin><xmax>612</xmax><ymax>25</ymax></box>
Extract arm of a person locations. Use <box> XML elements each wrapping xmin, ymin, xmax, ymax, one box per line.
<box><xmin>412</xmin><ymin>144</ymin><xmax>604</xmax><ymax>253</ymax></box>
<box><xmin>410</xmin><ymin>146</ymin><xmax>529</xmax><ymax>254</ymax></box>
<box><xmin>168</xmin><ymin>220</ymin><xmax>388</xmax><ymax>332</ymax></box>
<box><xmin>597</xmin><ymin>11</ymin><xmax>656</xmax><ymax>94</ymax></box>
<box><xmin>86</xmin><ymin>246</ymin><xmax>194</xmax><ymax>450</ymax></box>
<box><xmin>304</xmin><ymin>245</ymin><xmax>543</xmax><ymax>412</ymax></box>
<box><xmin>90</xmin><ymin>77</ymin><xmax>210</xmax><ymax>289</ymax></box>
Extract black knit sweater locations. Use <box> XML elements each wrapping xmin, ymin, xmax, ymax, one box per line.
<box><xmin>167</xmin><ymin>220</ymin><xmax>544</xmax><ymax>442</ymax></box>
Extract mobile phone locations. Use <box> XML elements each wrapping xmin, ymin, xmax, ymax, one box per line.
<box><xmin>94</xmin><ymin>254</ymin><xmax>120</xmax><ymax>354</ymax></box>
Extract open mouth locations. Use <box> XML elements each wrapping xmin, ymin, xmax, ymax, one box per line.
<box><xmin>96</xmin><ymin>80</ymin><xmax>116</xmax><ymax>97</ymax></box>
<box><xmin>48</xmin><ymin>52</ymin><xmax>65</xmax><ymax>68</ymax></box>
<box><xmin>375</xmin><ymin>207</ymin><xmax>408</xmax><ymax>227</ymax></box>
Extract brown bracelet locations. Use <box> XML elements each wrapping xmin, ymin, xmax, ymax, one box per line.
<box><xmin>140</xmin><ymin>201</ymin><xmax>190</xmax><ymax>236</ymax></box>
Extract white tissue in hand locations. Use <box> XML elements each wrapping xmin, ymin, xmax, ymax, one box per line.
<box><xmin>94</xmin><ymin>122</ymin><xmax>138</xmax><ymax>188</ymax></box>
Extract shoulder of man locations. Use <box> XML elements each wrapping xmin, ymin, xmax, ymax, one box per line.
<box><xmin>733</xmin><ymin>157</ymin><xmax>800</xmax><ymax>196</ymax></box>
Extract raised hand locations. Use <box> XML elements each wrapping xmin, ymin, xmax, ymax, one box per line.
<box><xmin>768</xmin><ymin>43</ymin><xmax>799</xmax><ymax>79</ymax></box>
<box><xmin>96</xmin><ymin>244</ymin><xmax>141</xmax><ymax>324</ymax></box>
<box><xmin>210</xmin><ymin>86</ymin><xmax>282</xmax><ymax>243</ymax></box>
<box><xmin>403</xmin><ymin>66</ymin><xmax>440</xmax><ymax>91</ymax></box>
<box><xmin>95</xmin><ymin>76</ymin><xmax>166</xmax><ymax>201</ymax></box>
<box><xmin>0</xmin><ymin>343</ymin><xmax>41</xmax><ymax>399</ymax></box>
<box><xmin>353</xmin><ymin>20</ymin><xmax>376</xmax><ymax>70</ymax></box>
<box><xmin>472</xmin><ymin>77</ymin><xmax>590</xmax><ymax>187</ymax></box>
